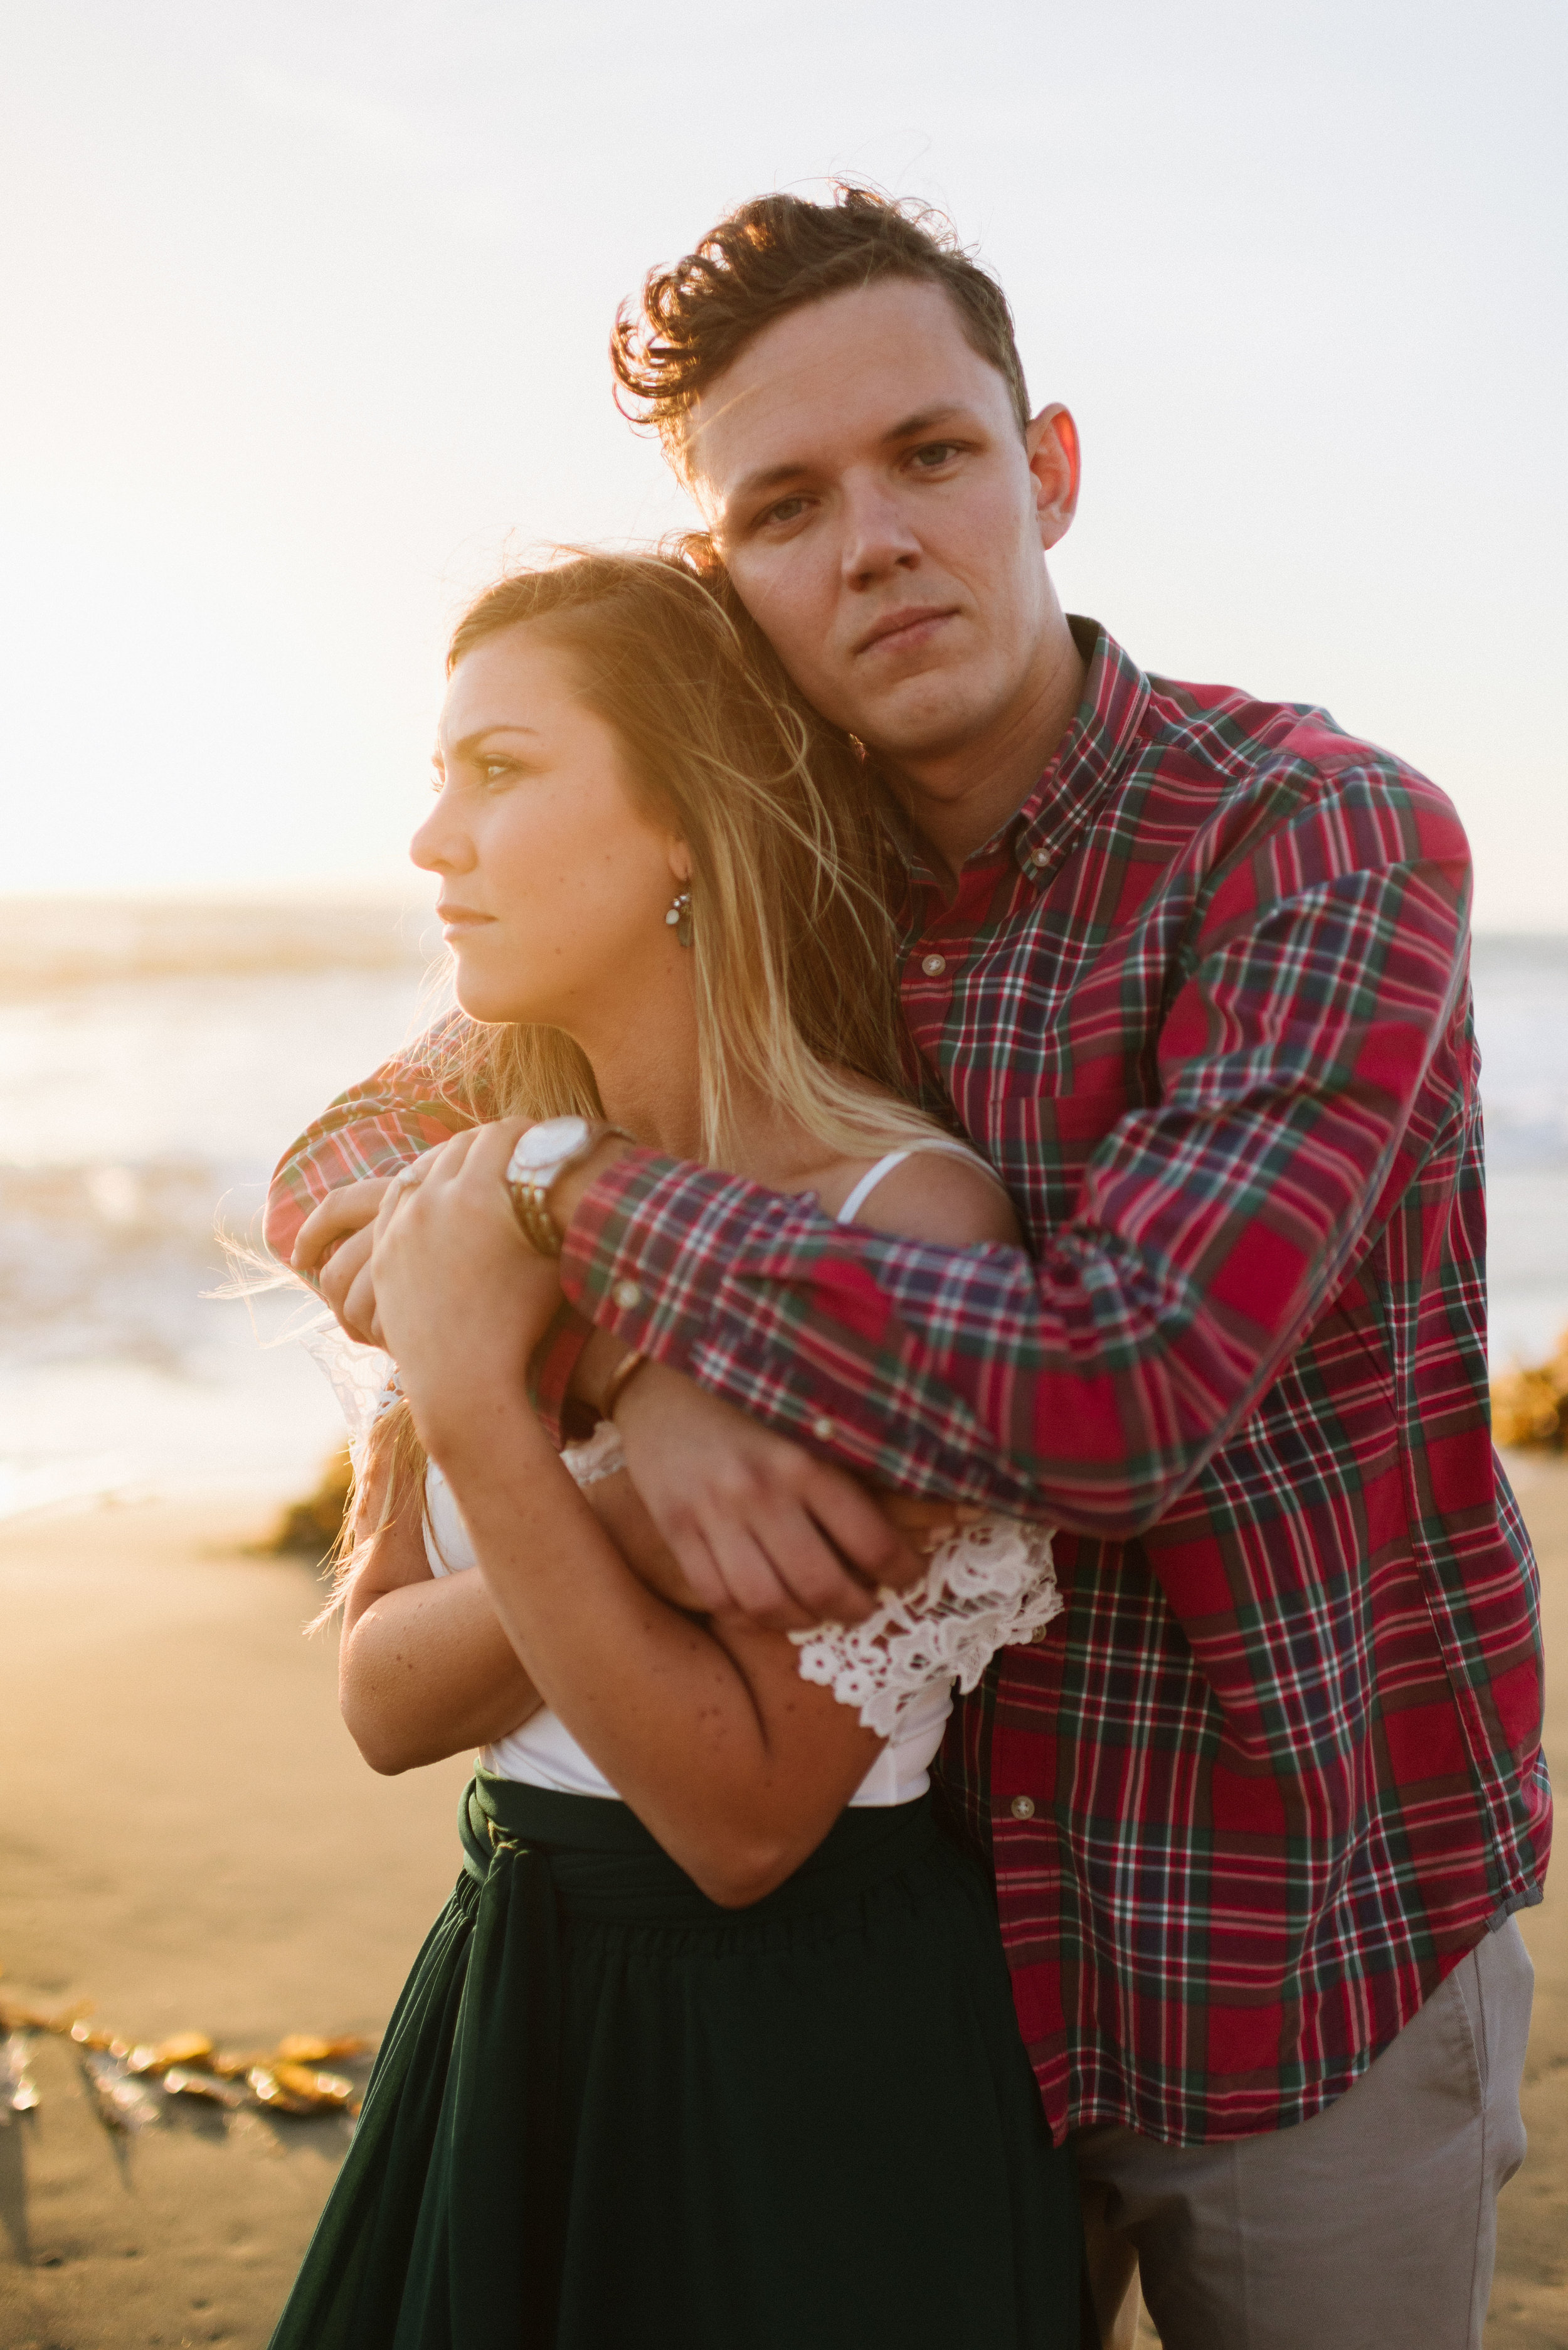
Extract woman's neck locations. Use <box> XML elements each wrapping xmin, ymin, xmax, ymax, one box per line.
<box><xmin>577</xmin><ymin>992</ymin><xmax>840</xmax><ymax>1194</ymax></box>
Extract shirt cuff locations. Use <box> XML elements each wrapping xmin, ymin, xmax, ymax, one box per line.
<box><xmin>527</xmin><ymin>1300</ymin><xmax>596</xmax><ymax>1449</ymax></box>
<box><xmin>557</xmin><ymin>1146</ymin><xmax>745</xmax><ymax>1368</ymax></box>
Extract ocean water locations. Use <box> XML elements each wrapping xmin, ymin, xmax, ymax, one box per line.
<box><xmin>0</xmin><ymin>899</ymin><xmax>442</xmax><ymax>1519</ymax></box>
<box><xmin>1</xmin><ymin>903</ymin><xmax>1564</xmax><ymax>1520</ymax></box>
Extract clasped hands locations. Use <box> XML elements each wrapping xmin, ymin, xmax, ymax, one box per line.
<box><xmin>292</xmin><ymin>1123</ymin><xmax>961</xmax><ymax>1629</ymax></box>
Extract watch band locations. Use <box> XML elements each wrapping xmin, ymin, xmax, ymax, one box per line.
<box><xmin>507</xmin><ymin>1122</ymin><xmax>634</xmax><ymax>1258</ymax></box>
<box><xmin>510</xmin><ymin>1181</ymin><xmax>566</xmax><ymax>1259</ymax></box>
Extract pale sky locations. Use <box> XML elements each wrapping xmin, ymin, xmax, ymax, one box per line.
<box><xmin>4</xmin><ymin>0</ymin><xmax>1564</xmax><ymax>926</ymax></box>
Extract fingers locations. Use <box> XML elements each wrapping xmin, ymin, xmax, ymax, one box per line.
<box><xmin>374</xmin><ymin>1132</ymin><xmax>475</xmax><ymax>1229</ymax></box>
<box><xmin>744</xmin><ymin>1497</ymin><xmax>882</xmax><ymax>1627</ymax></box>
<box><xmin>698</xmin><ymin>1518</ymin><xmax>820</xmax><ymax>1632</ymax></box>
<box><xmin>878</xmin><ymin>1494</ymin><xmax>985</xmax><ymax>1531</ymax></box>
<box><xmin>660</xmin><ymin>1523</ymin><xmax>760</xmax><ymax>1619</ymax></box>
<box><xmin>340</xmin><ymin>1253</ymin><xmax>383</xmax><ymax>1348</ymax></box>
<box><xmin>294</xmin><ymin>1179</ymin><xmax>393</xmax><ymax>1277</ymax></box>
<box><xmin>374</xmin><ymin>1122</ymin><xmax>529</xmax><ymax>1233</ymax></box>
<box><xmin>451</xmin><ymin>1119</ymin><xmax>532</xmax><ymax>1181</ymax></box>
<box><xmin>319</xmin><ymin>1228</ymin><xmax>377</xmax><ymax>1341</ymax></box>
<box><xmin>797</xmin><ymin>1462</ymin><xmax>927</xmax><ymax>1595</ymax></box>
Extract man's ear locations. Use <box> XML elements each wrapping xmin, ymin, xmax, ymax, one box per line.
<box><xmin>1024</xmin><ymin>404</ymin><xmax>1081</xmax><ymax>551</ymax></box>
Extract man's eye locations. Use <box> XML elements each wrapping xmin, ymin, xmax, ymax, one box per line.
<box><xmin>760</xmin><ymin>495</ymin><xmax>810</xmax><ymax>528</ymax></box>
<box><xmin>909</xmin><ymin>442</ymin><xmax>961</xmax><ymax>471</ymax></box>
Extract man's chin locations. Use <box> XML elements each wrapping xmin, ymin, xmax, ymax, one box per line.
<box><xmin>848</xmin><ymin>675</ymin><xmax>996</xmax><ymax>769</ymax></box>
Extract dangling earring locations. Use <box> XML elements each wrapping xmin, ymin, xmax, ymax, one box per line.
<box><xmin>664</xmin><ymin>890</ymin><xmax>693</xmax><ymax>949</ymax></box>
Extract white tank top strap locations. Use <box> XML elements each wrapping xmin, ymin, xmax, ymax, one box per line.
<box><xmin>835</xmin><ymin>1150</ymin><xmax>913</xmax><ymax>1226</ymax></box>
<box><xmin>835</xmin><ymin>1135</ymin><xmax>1000</xmax><ymax>1226</ymax></box>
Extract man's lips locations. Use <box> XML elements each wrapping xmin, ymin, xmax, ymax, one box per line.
<box><xmin>437</xmin><ymin>903</ymin><xmax>495</xmax><ymax>933</ymax></box>
<box><xmin>853</xmin><ymin>605</ymin><xmax>960</xmax><ymax>659</ymax></box>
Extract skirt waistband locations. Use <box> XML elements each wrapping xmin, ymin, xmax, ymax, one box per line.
<box><xmin>462</xmin><ymin>1771</ymin><xmax>945</xmax><ymax>1925</ymax></box>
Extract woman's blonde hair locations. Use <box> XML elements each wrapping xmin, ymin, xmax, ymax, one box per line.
<box><xmin>332</xmin><ymin>545</ymin><xmax>951</xmax><ymax>1610</ymax></box>
<box><xmin>440</xmin><ymin>544</ymin><xmax>941</xmax><ymax>1160</ymax></box>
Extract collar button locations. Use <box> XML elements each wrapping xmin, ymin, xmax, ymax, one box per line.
<box><xmin>920</xmin><ymin>953</ymin><xmax>947</xmax><ymax>977</ymax></box>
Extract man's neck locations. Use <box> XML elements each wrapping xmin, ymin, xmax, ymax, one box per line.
<box><xmin>887</xmin><ymin>607</ymin><xmax>1085</xmax><ymax>881</ymax></box>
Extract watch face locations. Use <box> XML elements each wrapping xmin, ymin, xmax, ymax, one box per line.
<box><xmin>507</xmin><ymin>1115</ymin><xmax>592</xmax><ymax>1184</ymax></box>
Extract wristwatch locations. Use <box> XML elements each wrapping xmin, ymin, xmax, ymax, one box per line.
<box><xmin>504</xmin><ymin>1117</ymin><xmax>631</xmax><ymax>1257</ymax></box>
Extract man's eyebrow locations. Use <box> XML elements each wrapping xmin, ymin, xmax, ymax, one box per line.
<box><xmin>732</xmin><ymin>457</ymin><xmax>813</xmax><ymax>503</ymax></box>
<box><xmin>881</xmin><ymin>403</ymin><xmax>973</xmax><ymax>443</ymax></box>
<box><xmin>729</xmin><ymin>405</ymin><xmax>978</xmax><ymax>506</ymax></box>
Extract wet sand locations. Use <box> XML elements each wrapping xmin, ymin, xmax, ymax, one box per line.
<box><xmin>0</xmin><ymin>1468</ymin><xmax>1564</xmax><ymax>2348</ymax></box>
<box><xmin>0</xmin><ymin>1497</ymin><xmax>472</xmax><ymax>2348</ymax></box>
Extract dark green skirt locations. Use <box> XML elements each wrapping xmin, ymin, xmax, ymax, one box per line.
<box><xmin>269</xmin><ymin>1773</ymin><xmax>1080</xmax><ymax>2350</ymax></box>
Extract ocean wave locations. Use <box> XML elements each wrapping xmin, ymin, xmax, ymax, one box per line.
<box><xmin>0</xmin><ymin>1157</ymin><xmax>287</xmax><ymax>1370</ymax></box>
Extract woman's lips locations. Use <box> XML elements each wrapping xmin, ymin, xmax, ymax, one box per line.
<box><xmin>437</xmin><ymin>905</ymin><xmax>495</xmax><ymax>935</ymax></box>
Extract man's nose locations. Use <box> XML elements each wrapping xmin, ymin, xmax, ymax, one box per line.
<box><xmin>839</xmin><ymin>477</ymin><xmax>922</xmax><ymax>587</ymax></box>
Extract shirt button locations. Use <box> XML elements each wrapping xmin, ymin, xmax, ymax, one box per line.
<box><xmin>811</xmin><ymin>1415</ymin><xmax>835</xmax><ymax>1443</ymax></box>
<box><xmin>612</xmin><ymin>1279</ymin><xmax>641</xmax><ymax>1310</ymax></box>
<box><xmin>921</xmin><ymin>954</ymin><xmax>946</xmax><ymax>977</ymax></box>
<box><xmin>1009</xmin><ymin>1795</ymin><xmax>1036</xmax><ymax>1821</ymax></box>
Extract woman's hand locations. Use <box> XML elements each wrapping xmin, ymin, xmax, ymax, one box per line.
<box><xmin>292</xmin><ymin>1177</ymin><xmax>396</xmax><ymax>1343</ymax></box>
<box><xmin>369</xmin><ymin>1122</ymin><xmax>564</xmax><ymax>1454</ymax></box>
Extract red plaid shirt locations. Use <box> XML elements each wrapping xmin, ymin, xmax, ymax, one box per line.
<box><xmin>266</xmin><ymin>620</ymin><xmax>1549</xmax><ymax>2146</ymax></box>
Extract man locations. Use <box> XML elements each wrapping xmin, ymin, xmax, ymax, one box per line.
<box><xmin>267</xmin><ymin>189</ymin><xmax>1547</xmax><ymax>2347</ymax></box>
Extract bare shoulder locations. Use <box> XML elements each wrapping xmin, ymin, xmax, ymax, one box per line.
<box><xmin>847</xmin><ymin>1151</ymin><xmax>1021</xmax><ymax>1248</ymax></box>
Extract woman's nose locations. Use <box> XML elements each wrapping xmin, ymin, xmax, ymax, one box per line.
<box><xmin>410</xmin><ymin>799</ymin><xmax>473</xmax><ymax>875</ymax></box>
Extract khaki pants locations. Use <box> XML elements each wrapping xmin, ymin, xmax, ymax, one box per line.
<box><xmin>1074</xmin><ymin>1917</ymin><xmax>1534</xmax><ymax>2350</ymax></box>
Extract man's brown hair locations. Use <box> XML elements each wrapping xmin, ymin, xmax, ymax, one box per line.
<box><xmin>611</xmin><ymin>184</ymin><xmax>1030</xmax><ymax>479</ymax></box>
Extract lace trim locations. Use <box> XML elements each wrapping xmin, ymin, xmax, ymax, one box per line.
<box><xmin>299</xmin><ymin>1321</ymin><xmax>399</xmax><ymax>1473</ymax></box>
<box><xmin>560</xmin><ymin>1420</ymin><xmax>629</xmax><ymax>1489</ymax></box>
<box><xmin>428</xmin><ymin>1408</ymin><xmax>1059</xmax><ymax>1743</ymax></box>
<box><xmin>790</xmin><ymin>1517</ymin><xmax>1061</xmax><ymax>1741</ymax></box>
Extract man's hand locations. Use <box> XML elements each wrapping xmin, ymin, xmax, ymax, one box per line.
<box><xmin>292</xmin><ymin>1178</ymin><xmax>396</xmax><ymax>1344</ymax></box>
<box><xmin>612</xmin><ymin>1362</ymin><xmax>932</xmax><ymax>1630</ymax></box>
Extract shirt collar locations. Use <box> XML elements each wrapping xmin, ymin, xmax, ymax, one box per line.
<box><xmin>877</xmin><ymin>619</ymin><xmax>1152</xmax><ymax>896</ymax></box>
<box><xmin>1008</xmin><ymin>619</ymin><xmax>1151</xmax><ymax>888</ymax></box>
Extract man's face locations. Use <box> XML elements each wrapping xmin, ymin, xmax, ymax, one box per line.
<box><xmin>689</xmin><ymin>278</ymin><xmax>1078</xmax><ymax>778</ymax></box>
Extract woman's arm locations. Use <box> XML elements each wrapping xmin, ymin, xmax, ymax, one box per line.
<box><xmin>366</xmin><ymin>1129</ymin><xmax>885</xmax><ymax>1902</ymax></box>
<box><xmin>370</xmin><ymin>1125</ymin><xmax>1017</xmax><ymax>1903</ymax></box>
<box><xmin>338</xmin><ymin>1421</ymin><xmax>544</xmax><ymax>1775</ymax></box>
<box><xmin>339</xmin><ymin>1393</ymin><xmax>715</xmax><ymax>1775</ymax></box>
<box><xmin>433</xmin><ymin>1396</ymin><xmax>884</xmax><ymax>1906</ymax></box>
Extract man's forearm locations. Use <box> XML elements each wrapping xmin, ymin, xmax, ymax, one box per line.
<box><xmin>553</xmin><ymin>854</ymin><xmax>1467</xmax><ymax>1533</ymax></box>
<box><xmin>262</xmin><ymin>1008</ymin><xmax>479</xmax><ymax>1264</ymax></box>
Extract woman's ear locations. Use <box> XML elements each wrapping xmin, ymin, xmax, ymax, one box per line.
<box><xmin>667</xmin><ymin>839</ymin><xmax>692</xmax><ymax>886</ymax></box>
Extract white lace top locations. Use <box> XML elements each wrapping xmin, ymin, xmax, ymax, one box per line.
<box><xmin>416</xmin><ymin>1139</ymin><xmax>1062</xmax><ymax>1808</ymax></box>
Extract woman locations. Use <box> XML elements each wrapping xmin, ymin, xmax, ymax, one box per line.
<box><xmin>269</xmin><ymin>551</ymin><xmax>1079</xmax><ymax>2349</ymax></box>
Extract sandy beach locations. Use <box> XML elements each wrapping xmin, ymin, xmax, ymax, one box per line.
<box><xmin>1</xmin><ymin>1465</ymin><xmax>1564</xmax><ymax>2349</ymax></box>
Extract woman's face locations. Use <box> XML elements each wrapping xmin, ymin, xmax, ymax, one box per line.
<box><xmin>413</xmin><ymin>624</ymin><xmax>688</xmax><ymax>1031</ymax></box>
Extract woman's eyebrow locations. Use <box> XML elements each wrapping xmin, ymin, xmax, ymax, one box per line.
<box><xmin>447</xmin><ymin>723</ymin><xmax>542</xmax><ymax>757</ymax></box>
